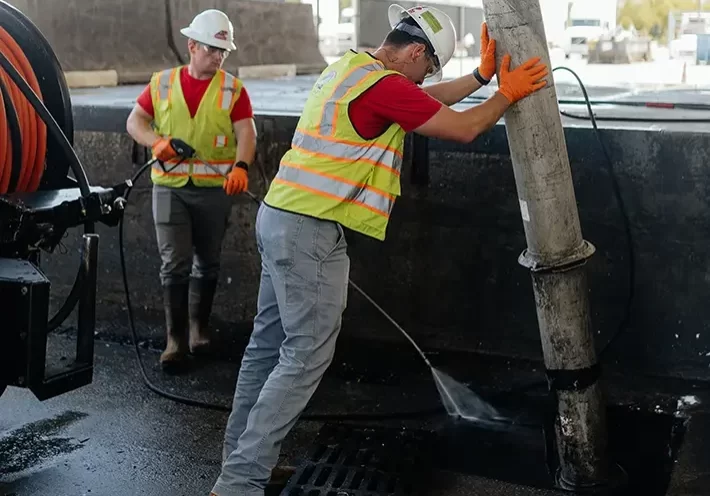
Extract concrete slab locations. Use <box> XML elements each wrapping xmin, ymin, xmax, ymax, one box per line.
<box><xmin>68</xmin><ymin>76</ymin><xmax>710</xmax><ymax>134</ymax></box>
<box><xmin>169</xmin><ymin>0</ymin><xmax>325</xmax><ymax>75</ymax></box>
<box><xmin>6</xmin><ymin>0</ymin><xmax>179</xmax><ymax>83</ymax></box>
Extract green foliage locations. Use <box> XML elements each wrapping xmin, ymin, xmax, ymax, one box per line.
<box><xmin>618</xmin><ymin>0</ymin><xmax>710</xmax><ymax>41</ymax></box>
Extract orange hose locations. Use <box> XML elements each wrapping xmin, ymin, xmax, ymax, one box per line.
<box><xmin>0</xmin><ymin>25</ymin><xmax>46</xmax><ymax>194</ymax></box>
<box><xmin>0</xmin><ymin>72</ymin><xmax>8</xmax><ymax>193</ymax></box>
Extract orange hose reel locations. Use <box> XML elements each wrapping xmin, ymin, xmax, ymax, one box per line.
<box><xmin>0</xmin><ymin>25</ymin><xmax>46</xmax><ymax>195</ymax></box>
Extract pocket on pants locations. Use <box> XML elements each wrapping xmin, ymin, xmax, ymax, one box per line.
<box><xmin>152</xmin><ymin>187</ymin><xmax>173</xmax><ymax>224</ymax></box>
<box><xmin>314</xmin><ymin>221</ymin><xmax>346</xmax><ymax>263</ymax></box>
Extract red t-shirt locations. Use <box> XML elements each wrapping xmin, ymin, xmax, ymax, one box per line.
<box><xmin>348</xmin><ymin>74</ymin><xmax>442</xmax><ymax>140</ymax></box>
<box><xmin>136</xmin><ymin>67</ymin><xmax>253</xmax><ymax>122</ymax></box>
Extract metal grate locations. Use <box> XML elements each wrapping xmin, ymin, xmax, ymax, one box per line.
<box><xmin>281</xmin><ymin>423</ymin><xmax>433</xmax><ymax>496</ymax></box>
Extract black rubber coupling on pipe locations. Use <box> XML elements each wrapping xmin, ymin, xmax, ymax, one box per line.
<box><xmin>545</xmin><ymin>363</ymin><xmax>601</xmax><ymax>393</ymax></box>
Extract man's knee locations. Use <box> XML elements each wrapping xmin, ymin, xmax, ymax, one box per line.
<box><xmin>160</xmin><ymin>250</ymin><xmax>192</xmax><ymax>285</ymax></box>
<box><xmin>160</xmin><ymin>264</ymin><xmax>191</xmax><ymax>286</ymax></box>
<box><xmin>191</xmin><ymin>259</ymin><xmax>221</xmax><ymax>280</ymax></box>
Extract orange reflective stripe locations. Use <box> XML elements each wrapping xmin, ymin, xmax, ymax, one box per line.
<box><xmin>163</xmin><ymin>159</ymin><xmax>233</xmax><ymax>165</ymax></box>
<box><xmin>272</xmin><ymin>177</ymin><xmax>389</xmax><ymax>218</ymax></box>
<box><xmin>167</xmin><ymin>68</ymin><xmax>177</xmax><ymax>102</ymax></box>
<box><xmin>157</xmin><ymin>160</ymin><xmax>233</xmax><ymax>177</ymax></box>
<box><xmin>291</xmin><ymin>130</ymin><xmax>402</xmax><ymax>175</ymax></box>
<box><xmin>217</xmin><ymin>72</ymin><xmax>239</xmax><ymax>111</ymax></box>
<box><xmin>156</xmin><ymin>69</ymin><xmax>174</xmax><ymax>101</ymax></box>
<box><xmin>277</xmin><ymin>162</ymin><xmax>393</xmax><ymax>215</ymax></box>
<box><xmin>281</xmin><ymin>161</ymin><xmax>394</xmax><ymax>201</ymax></box>
<box><xmin>318</xmin><ymin>60</ymin><xmax>383</xmax><ymax>136</ymax></box>
<box><xmin>290</xmin><ymin>144</ymin><xmax>398</xmax><ymax>176</ymax></box>
<box><xmin>152</xmin><ymin>166</ymin><xmax>185</xmax><ymax>177</ymax></box>
<box><xmin>297</xmin><ymin>128</ymin><xmax>403</xmax><ymax>158</ymax></box>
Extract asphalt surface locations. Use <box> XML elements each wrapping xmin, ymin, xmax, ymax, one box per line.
<box><xmin>0</xmin><ymin>334</ymin><xmax>557</xmax><ymax>496</ymax></box>
<box><xmin>1</xmin><ymin>333</ymin><xmax>709</xmax><ymax>496</ymax></box>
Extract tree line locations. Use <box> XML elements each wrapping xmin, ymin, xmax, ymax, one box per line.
<box><xmin>618</xmin><ymin>0</ymin><xmax>710</xmax><ymax>41</ymax></box>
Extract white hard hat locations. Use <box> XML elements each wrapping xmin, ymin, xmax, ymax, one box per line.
<box><xmin>180</xmin><ymin>9</ymin><xmax>237</xmax><ymax>51</ymax></box>
<box><xmin>388</xmin><ymin>4</ymin><xmax>456</xmax><ymax>82</ymax></box>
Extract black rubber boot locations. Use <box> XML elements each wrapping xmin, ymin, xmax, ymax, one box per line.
<box><xmin>159</xmin><ymin>282</ymin><xmax>190</xmax><ymax>374</ymax></box>
<box><xmin>188</xmin><ymin>277</ymin><xmax>218</xmax><ymax>356</ymax></box>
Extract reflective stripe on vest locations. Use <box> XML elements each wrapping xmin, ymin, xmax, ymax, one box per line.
<box><xmin>276</xmin><ymin>162</ymin><xmax>394</xmax><ymax>216</ymax></box>
<box><xmin>218</xmin><ymin>71</ymin><xmax>239</xmax><ymax>110</ymax></box>
<box><xmin>291</xmin><ymin>129</ymin><xmax>402</xmax><ymax>176</ymax></box>
<box><xmin>149</xmin><ymin>66</ymin><xmax>241</xmax><ymax>187</ymax></box>
<box><xmin>318</xmin><ymin>61</ymin><xmax>384</xmax><ymax>136</ymax></box>
<box><xmin>152</xmin><ymin>160</ymin><xmax>233</xmax><ymax>177</ymax></box>
<box><xmin>155</xmin><ymin>68</ymin><xmax>239</xmax><ymax>112</ymax></box>
<box><xmin>156</xmin><ymin>69</ymin><xmax>177</xmax><ymax>101</ymax></box>
<box><xmin>264</xmin><ymin>52</ymin><xmax>406</xmax><ymax>241</ymax></box>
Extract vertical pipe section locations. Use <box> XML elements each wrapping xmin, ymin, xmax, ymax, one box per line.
<box><xmin>480</xmin><ymin>0</ymin><xmax>610</xmax><ymax>490</ymax></box>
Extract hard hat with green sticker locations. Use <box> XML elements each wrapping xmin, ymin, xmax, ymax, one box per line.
<box><xmin>420</xmin><ymin>11</ymin><xmax>443</xmax><ymax>34</ymax></box>
<box><xmin>387</xmin><ymin>4</ymin><xmax>457</xmax><ymax>82</ymax></box>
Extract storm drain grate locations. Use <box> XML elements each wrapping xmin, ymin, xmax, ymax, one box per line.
<box><xmin>281</xmin><ymin>423</ymin><xmax>434</xmax><ymax>496</ymax></box>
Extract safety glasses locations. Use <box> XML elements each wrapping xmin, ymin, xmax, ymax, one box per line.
<box><xmin>200</xmin><ymin>43</ymin><xmax>230</xmax><ymax>59</ymax></box>
<box><xmin>424</xmin><ymin>49</ymin><xmax>440</xmax><ymax>77</ymax></box>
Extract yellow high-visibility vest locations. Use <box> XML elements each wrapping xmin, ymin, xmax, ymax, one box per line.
<box><xmin>149</xmin><ymin>67</ymin><xmax>242</xmax><ymax>188</ymax></box>
<box><xmin>264</xmin><ymin>51</ymin><xmax>406</xmax><ymax>241</ymax></box>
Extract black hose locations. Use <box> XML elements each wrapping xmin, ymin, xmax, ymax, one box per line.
<box><xmin>121</xmin><ymin>65</ymin><xmax>640</xmax><ymax>415</ymax></box>
<box><xmin>552</xmin><ymin>66</ymin><xmax>635</xmax><ymax>358</ymax></box>
<box><xmin>120</xmin><ymin>158</ymin><xmax>457</xmax><ymax>419</ymax></box>
<box><xmin>464</xmin><ymin>82</ymin><xmax>710</xmax><ymax>123</ymax></box>
<box><xmin>0</xmin><ymin>48</ymin><xmax>96</xmax><ymax>334</ymax></box>
<box><xmin>559</xmin><ymin>111</ymin><xmax>710</xmax><ymax>123</ymax></box>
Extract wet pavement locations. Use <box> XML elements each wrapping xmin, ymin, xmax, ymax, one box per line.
<box><xmin>1</xmin><ymin>333</ymin><xmax>709</xmax><ymax>496</ymax></box>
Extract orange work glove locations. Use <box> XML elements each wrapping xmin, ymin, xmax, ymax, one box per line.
<box><xmin>152</xmin><ymin>137</ymin><xmax>178</xmax><ymax>162</ymax></box>
<box><xmin>497</xmin><ymin>54</ymin><xmax>549</xmax><ymax>104</ymax></box>
<box><xmin>477</xmin><ymin>22</ymin><xmax>497</xmax><ymax>81</ymax></box>
<box><xmin>223</xmin><ymin>167</ymin><xmax>248</xmax><ymax>196</ymax></box>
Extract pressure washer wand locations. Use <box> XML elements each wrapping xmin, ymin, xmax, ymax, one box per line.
<box><xmin>132</xmin><ymin>152</ymin><xmax>432</xmax><ymax>370</ymax></box>
<box><xmin>198</xmin><ymin>155</ymin><xmax>435</xmax><ymax>368</ymax></box>
<box><xmin>196</xmin><ymin>155</ymin><xmax>261</xmax><ymax>203</ymax></box>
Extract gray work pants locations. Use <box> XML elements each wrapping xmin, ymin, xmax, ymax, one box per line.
<box><xmin>152</xmin><ymin>183</ymin><xmax>233</xmax><ymax>286</ymax></box>
<box><xmin>212</xmin><ymin>203</ymin><xmax>349</xmax><ymax>496</ymax></box>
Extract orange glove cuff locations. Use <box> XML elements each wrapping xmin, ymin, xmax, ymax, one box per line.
<box><xmin>152</xmin><ymin>137</ymin><xmax>177</xmax><ymax>162</ymax></box>
<box><xmin>478</xmin><ymin>22</ymin><xmax>497</xmax><ymax>81</ymax></box>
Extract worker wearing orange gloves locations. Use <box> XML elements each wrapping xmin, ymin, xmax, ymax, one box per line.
<box><xmin>210</xmin><ymin>4</ymin><xmax>547</xmax><ymax>496</ymax></box>
<box><xmin>126</xmin><ymin>9</ymin><xmax>256</xmax><ymax>373</ymax></box>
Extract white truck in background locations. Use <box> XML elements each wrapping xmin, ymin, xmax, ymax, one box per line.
<box><xmin>561</xmin><ymin>0</ymin><xmax>617</xmax><ymax>58</ymax></box>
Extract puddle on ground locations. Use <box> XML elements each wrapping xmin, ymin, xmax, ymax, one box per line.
<box><xmin>0</xmin><ymin>410</ymin><xmax>89</xmax><ymax>475</ymax></box>
<box><xmin>433</xmin><ymin>396</ymin><xmax>689</xmax><ymax>496</ymax></box>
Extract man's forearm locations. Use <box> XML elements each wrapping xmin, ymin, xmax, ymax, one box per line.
<box><xmin>126</xmin><ymin>112</ymin><xmax>159</xmax><ymax>149</ymax></box>
<box><xmin>424</xmin><ymin>74</ymin><xmax>483</xmax><ymax>106</ymax></box>
<box><xmin>462</xmin><ymin>92</ymin><xmax>510</xmax><ymax>139</ymax></box>
<box><xmin>235</xmin><ymin>129</ymin><xmax>256</xmax><ymax>166</ymax></box>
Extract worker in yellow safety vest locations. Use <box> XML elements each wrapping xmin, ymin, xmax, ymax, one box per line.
<box><xmin>126</xmin><ymin>9</ymin><xmax>257</xmax><ymax>374</ymax></box>
<box><xmin>210</xmin><ymin>5</ymin><xmax>547</xmax><ymax>495</ymax></box>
